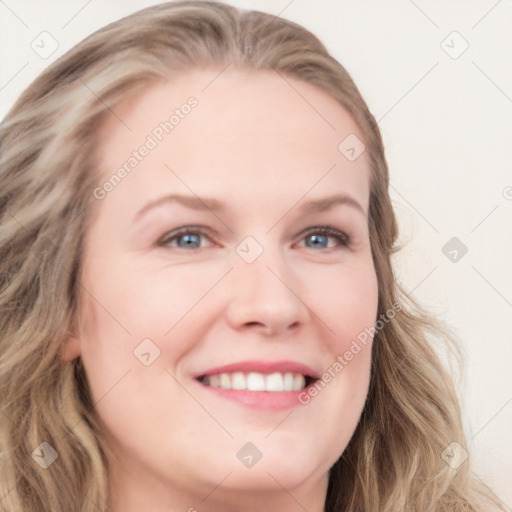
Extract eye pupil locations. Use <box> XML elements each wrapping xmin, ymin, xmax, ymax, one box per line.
<box><xmin>305</xmin><ymin>234</ymin><xmax>328</xmax><ymax>248</ymax></box>
<box><xmin>177</xmin><ymin>233</ymin><xmax>201</xmax><ymax>248</ymax></box>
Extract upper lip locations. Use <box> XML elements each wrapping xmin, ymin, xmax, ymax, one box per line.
<box><xmin>194</xmin><ymin>360</ymin><xmax>320</xmax><ymax>380</ymax></box>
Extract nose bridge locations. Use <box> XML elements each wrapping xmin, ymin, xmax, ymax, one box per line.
<box><xmin>226</xmin><ymin>240</ymin><xmax>308</xmax><ymax>334</ymax></box>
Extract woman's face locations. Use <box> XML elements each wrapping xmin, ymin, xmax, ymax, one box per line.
<box><xmin>69</xmin><ymin>68</ymin><xmax>378</xmax><ymax>509</ymax></box>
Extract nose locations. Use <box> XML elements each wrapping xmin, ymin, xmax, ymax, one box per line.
<box><xmin>225</xmin><ymin>249</ymin><xmax>309</xmax><ymax>337</ymax></box>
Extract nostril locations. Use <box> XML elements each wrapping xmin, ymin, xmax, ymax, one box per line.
<box><xmin>243</xmin><ymin>320</ymin><xmax>301</xmax><ymax>330</ymax></box>
<box><xmin>243</xmin><ymin>321</ymin><xmax>265</xmax><ymax>328</ymax></box>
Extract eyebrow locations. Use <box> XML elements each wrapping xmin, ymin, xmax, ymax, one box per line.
<box><xmin>298</xmin><ymin>194</ymin><xmax>366</xmax><ymax>216</ymax></box>
<box><xmin>134</xmin><ymin>192</ymin><xmax>366</xmax><ymax>222</ymax></box>
<box><xmin>135</xmin><ymin>193</ymin><xmax>225</xmax><ymax>221</ymax></box>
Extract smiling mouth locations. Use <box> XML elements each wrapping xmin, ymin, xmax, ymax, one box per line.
<box><xmin>197</xmin><ymin>371</ymin><xmax>315</xmax><ymax>392</ymax></box>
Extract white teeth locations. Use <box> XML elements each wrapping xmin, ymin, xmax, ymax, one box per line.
<box><xmin>293</xmin><ymin>374</ymin><xmax>305</xmax><ymax>390</ymax></box>
<box><xmin>202</xmin><ymin>371</ymin><xmax>309</xmax><ymax>392</ymax></box>
<box><xmin>231</xmin><ymin>372</ymin><xmax>245</xmax><ymax>390</ymax></box>
<box><xmin>266</xmin><ymin>372</ymin><xmax>284</xmax><ymax>391</ymax></box>
<box><xmin>246</xmin><ymin>372</ymin><xmax>266</xmax><ymax>391</ymax></box>
<box><xmin>219</xmin><ymin>373</ymin><xmax>231</xmax><ymax>390</ymax></box>
<box><xmin>283</xmin><ymin>372</ymin><xmax>294</xmax><ymax>391</ymax></box>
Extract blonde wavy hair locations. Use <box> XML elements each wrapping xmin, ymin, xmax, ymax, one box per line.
<box><xmin>0</xmin><ymin>2</ymin><xmax>502</xmax><ymax>511</ymax></box>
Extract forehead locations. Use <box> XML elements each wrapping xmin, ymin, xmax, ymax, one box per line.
<box><xmin>95</xmin><ymin>68</ymin><xmax>371</xmax><ymax>212</ymax></box>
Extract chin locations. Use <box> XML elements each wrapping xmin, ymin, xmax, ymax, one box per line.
<box><xmin>222</xmin><ymin>463</ymin><xmax>321</xmax><ymax>493</ymax></box>
<box><xmin>213</xmin><ymin>442</ymin><xmax>331</xmax><ymax>491</ymax></box>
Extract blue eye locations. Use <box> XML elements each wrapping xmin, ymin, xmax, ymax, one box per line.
<box><xmin>298</xmin><ymin>227</ymin><xmax>349</xmax><ymax>250</ymax></box>
<box><xmin>175</xmin><ymin>233</ymin><xmax>202</xmax><ymax>248</ymax></box>
<box><xmin>305</xmin><ymin>233</ymin><xmax>329</xmax><ymax>248</ymax></box>
<box><xmin>159</xmin><ymin>227</ymin><xmax>214</xmax><ymax>249</ymax></box>
<box><xmin>158</xmin><ymin>225</ymin><xmax>349</xmax><ymax>251</ymax></box>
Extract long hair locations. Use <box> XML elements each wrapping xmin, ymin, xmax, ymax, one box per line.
<box><xmin>0</xmin><ymin>2</ymin><xmax>501</xmax><ymax>510</ymax></box>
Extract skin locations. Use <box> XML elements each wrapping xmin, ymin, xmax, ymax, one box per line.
<box><xmin>63</xmin><ymin>68</ymin><xmax>379</xmax><ymax>512</ymax></box>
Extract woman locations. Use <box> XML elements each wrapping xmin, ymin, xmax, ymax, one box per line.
<box><xmin>0</xmin><ymin>2</ymin><xmax>503</xmax><ymax>511</ymax></box>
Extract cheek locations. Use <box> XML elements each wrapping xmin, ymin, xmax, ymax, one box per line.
<box><xmin>301</xmin><ymin>256</ymin><xmax>379</xmax><ymax>351</ymax></box>
<box><xmin>294</xmin><ymin>262</ymin><xmax>377</xmax><ymax>472</ymax></box>
<box><xmin>296</xmin><ymin>255</ymin><xmax>378</xmax><ymax>420</ymax></box>
<box><xmin>76</xmin><ymin>259</ymin><xmax>225</xmax><ymax>388</ymax></box>
<box><xmin>81</xmin><ymin>256</ymin><xmax>221</xmax><ymax>334</ymax></box>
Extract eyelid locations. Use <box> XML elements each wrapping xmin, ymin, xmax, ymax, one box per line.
<box><xmin>157</xmin><ymin>224</ymin><xmax>351</xmax><ymax>251</ymax></box>
<box><xmin>158</xmin><ymin>225</ymin><xmax>219</xmax><ymax>247</ymax></box>
<box><xmin>294</xmin><ymin>225</ymin><xmax>351</xmax><ymax>248</ymax></box>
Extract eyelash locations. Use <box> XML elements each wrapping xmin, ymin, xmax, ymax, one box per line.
<box><xmin>158</xmin><ymin>225</ymin><xmax>351</xmax><ymax>250</ymax></box>
<box><xmin>295</xmin><ymin>226</ymin><xmax>351</xmax><ymax>249</ymax></box>
<box><xmin>158</xmin><ymin>226</ymin><xmax>217</xmax><ymax>248</ymax></box>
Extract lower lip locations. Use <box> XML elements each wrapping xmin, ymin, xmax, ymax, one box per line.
<box><xmin>197</xmin><ymin>381</ymin><xmax>309</xmax><ymax>409</ymax></box>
